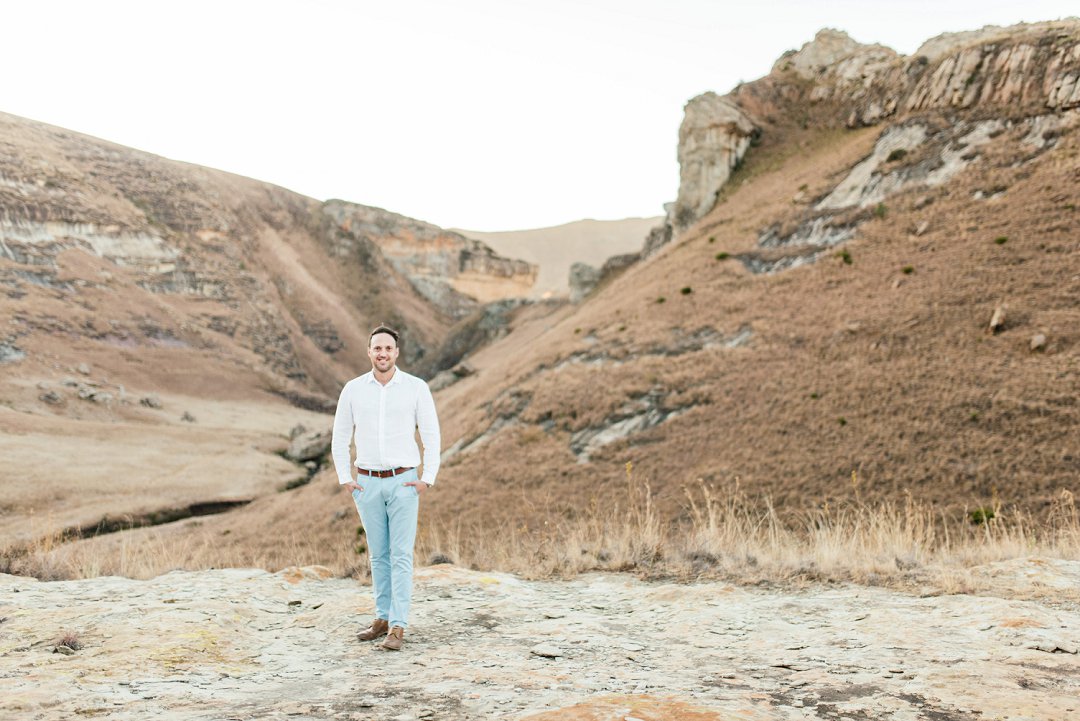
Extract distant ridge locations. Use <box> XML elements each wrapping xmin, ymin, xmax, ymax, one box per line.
<box><xmin>455</xmin><ymin>216</ymin><xmax>662</xmax><ymax>298</ymax></box>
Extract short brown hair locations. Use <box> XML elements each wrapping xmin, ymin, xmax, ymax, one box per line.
<box><xmin>369</xmin><ymin>324</ymin><xmax>400</xmax><ymax>348</ymax></box>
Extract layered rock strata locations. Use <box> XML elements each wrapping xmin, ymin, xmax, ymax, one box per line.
<box><xmin>324</xmin><ymin>201</ymin><xmax>537</xmax><ymax>318</ymax></box>
<box><xmin>644</xmin><ymin>20</ymin><xmax>1080</xmax><ymax>258</ymax></box>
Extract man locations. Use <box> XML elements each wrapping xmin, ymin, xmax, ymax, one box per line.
<box><xmin>331</xmin><ymin>324</ymin><xmax>441</xmax><ymax>651</ymax></box>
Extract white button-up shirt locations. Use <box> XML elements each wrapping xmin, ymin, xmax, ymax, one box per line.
<box><xmin>331</xmin><ymin>367</ymin><xmax>441</xmax><ymax>486</ymax></box>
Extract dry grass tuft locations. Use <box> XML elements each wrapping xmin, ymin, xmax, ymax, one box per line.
<box><xmin>4</xmin><ymin>471</ymin><xmax>1078</xmax><ymax>601</ymax></box>
<box><xmin>56</xmin><ymin>631</ymin><xmax>82</xmax><ymax>651</ymax></box>
<box><xmin>416</xmin><ymin>473</ymin><xmax>1080</xmax><ymax>599</ymax></box>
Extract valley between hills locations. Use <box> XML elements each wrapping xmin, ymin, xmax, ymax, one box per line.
<box><xmin>3</xmin><ymin>18</ymin><xmax>1080</xmax><ymax>721</ymax></box>
<box><xmin>1</xmin><ymin>21</ymin><xmax>1078</xmax><ymax>589</ymax></box>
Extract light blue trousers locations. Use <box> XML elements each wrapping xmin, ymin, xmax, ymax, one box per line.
<box><xmin>351</xmin><ymin>469</ymin><xmax>420</xmax><ymax>629</ymax></box>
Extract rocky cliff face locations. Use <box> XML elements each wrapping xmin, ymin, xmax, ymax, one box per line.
<box><xmin>672</xmin><ymin>92</ymin><xmax>759</xmax><ymax>230</ymax></box>
<box><xmin>325</xmin><ymin>201</ymin><xmax>537</xmax><ymax>319</ymax></box>
<box><xmin>645</xmin><ymin>20</ymin><xmax>1080</xmax><ymax>257</ymax></box>
<box><xmin>794</xmin><ymin>21</ymin><xmax>1080</xmax><ymax>127</ymax></box>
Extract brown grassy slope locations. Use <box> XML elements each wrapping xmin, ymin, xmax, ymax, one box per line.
<box><xmin>0</xmin><ymin>112</ymin><xmax>452</xmax><ymax>539</ymax></box>
<box><xmin>422</xmin><ymin>109</ymin><xmax>1079</xmax><ymax>528</ymax></box>
<box><xmin>54</xmin><ymin>103</ymin><xmax>1080</xmax><ymax>578</ymax></box>
<box><xmin>0</xmin><ymin>111</ymin><xmax>450</xmax><ymax>395</ymax></box>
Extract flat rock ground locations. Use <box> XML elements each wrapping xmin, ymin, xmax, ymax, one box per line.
<box><xmin>2</xmin><ymin>561</ymin><xmax>1079</xmax><ymax>720</ymax></box>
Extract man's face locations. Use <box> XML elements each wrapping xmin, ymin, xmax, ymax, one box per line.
<box><xmin>368</xmin><ymin>332</ymin><xmax>399</xmax><ymax>374</ymax></box>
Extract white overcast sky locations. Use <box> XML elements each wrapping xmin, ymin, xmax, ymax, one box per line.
<box><xmin>4</xmin><ymin>1</ymin><xmax>1077</xmax><ymax>230</ymax></box>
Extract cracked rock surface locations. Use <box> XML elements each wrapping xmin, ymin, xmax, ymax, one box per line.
<box><xmin>2</xmin><ymin>560</ymin><xmax>1079</xmax><ymax>720</ymax></box>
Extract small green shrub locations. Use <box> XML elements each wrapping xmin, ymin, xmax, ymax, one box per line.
<box><xmin>715</xmin><ymin>252</ymin><xmax>730</xmax><ymax>260</ymax></box>
<box><xmin>969</xmin><ymin>507</ymin><xmax>995</xmax><ymax>525</ymax></box>
<box><xmin>901</xmin><ymin>265</ymin><xmax>914</xmax><ymax>275</ymax></box>
<box><xmin>873</xmin><ymin>203</ymin><xmax>887</xmax><ymax>219</ymax></box>
<box><xmin>837</xmin><ymin>417</ymin><xmax>847</xmax><ymax>426</ymax></box>
<box><xmin>680</xmin><ymin>287</ymin><xmax>693</xmax><ymax>295</ymax></box>
<box><xmin>837</xmin><ymin>250</ymin><xmax>853</xmax><ymax>265</ymax></box>
<box><xmin>810</xmin><ymin>392</ymin><xmax>819</xmax><ymax>399</ymax></box>
<box><xmin>656</xmin><ymin>296</ymin><xmax>666</xmax><ymax>304</ymax></box>
<box><xmin>886</xmin><ymin>148</ymin><xmax>908</xmax><ymax>162</ymax></box>
<box><xmin>994</xmin><ymin>236</ymin><xmax>1008</xmax><ymax>245</ymax></box>
<box><xmin>708</xmin><ymin>236</ymin><xmax>716</xmax><ymax>243</ymax></box>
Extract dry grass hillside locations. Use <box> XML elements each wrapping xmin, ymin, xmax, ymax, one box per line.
<box><xmin>435</xmin><ymin>116</ymin><xmax>1079</xmax><ymax>516</ymax></box>
<box><xmin>0</xmin><ymin>112</ymin><xmax>519</xmax><ymax>551</ymax></box>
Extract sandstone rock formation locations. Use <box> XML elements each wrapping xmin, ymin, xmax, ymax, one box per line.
<box><xmin>773</xmin><ymin>28</ymin><xmax>899</xmax><ymax>82</ymax></box>
<box><xmin>643</xmin><ymin>19</ymin><xmax>1080</xmax><ymax>258</ymax></box>
<box><xmin>672</xmin><ymin>92</ymin><xmax>759</xmax><ymax>230</ymax></box>
<box><xmin>325</xmin><ymin>201</ymin><xmax>537</xmax><ymax>319</ymax></box>
<box><xmin>791</xmin><ymin>20</ymin><xmax>1080</xmax><ymax>125</ymax></box>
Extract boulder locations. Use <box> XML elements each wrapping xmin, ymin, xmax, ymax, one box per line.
<box><xmin>286</xmin><ymin>429</ymin><xmax>331</xmax><ymax>463</ymax></box>
<box><xmin>673</xmin><ymin>92</ymin><xmax>758</xmax><ymax>229</ymax></box>
<box><xmin>39</xmin><ymin>391</ymin><xmax>63</xmax><ymax>405</ymax></box>
<box><xmin>988</xmin><ymin>305</ymin><xmax>1007</xmax><ymax>334</ymax></box>
<box><xmin>569</xmin><ymin>262</ymin><xmax>602</xmax><ymax>303</ymax></box>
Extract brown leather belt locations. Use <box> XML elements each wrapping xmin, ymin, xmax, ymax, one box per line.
<box><xmin>356</xmin><ymin>466</ymin><xmax>414</xmax><ymax>478</ymax></box>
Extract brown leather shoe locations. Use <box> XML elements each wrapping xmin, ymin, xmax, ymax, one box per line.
<box><xmin>357</xmin><ymin>618</ymin><xmax>388</xmax><ymax>641</ymax></box>
<box><xmin>380</xmin><ymin>626</ymin><xmax>404</xmax><ymax>650</ymax></box>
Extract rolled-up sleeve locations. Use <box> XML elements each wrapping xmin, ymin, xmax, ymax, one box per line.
<box><xmin>416</xmin><ymin>381</ymin><xmax>441</xmax><ymax>486</ymax></box>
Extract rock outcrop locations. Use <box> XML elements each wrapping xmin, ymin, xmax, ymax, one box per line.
<box><xmin>324</xmin><ymin>201</ymin><xmax>537</xmax><ymax>318</ymax></box>
<box><xmin>773</xmin><ymin>28</ymin><xmax>899</xmax><ymax>82</ymax></box>
<box><xmin>568</xmin><ymin>252</ymin><xmax>641</xmax><ymax>303</ymax></box>
<box><xmin>2</xmin><ymin>559</ymin><xmax>1079</xmax><ymax>719</ymax></box>
<box><xmin>672</xmin><ymin>92</ymin><xmax>759</xmax><ymax>230</ymax></box>
<box><xmin>417</xmin><ymin>298</ymin><xmax>529</xmax><ymax>380</ymax></box>
<box><xmin>643</xmin><ymin>20</ymin><xmax>1080</xmax><ymax>258</ymax></box>
<box><xmin>568</xmin><ymin>261</ymin><xmax>601</xmax><ymax>303</ymax></box>
<box><xmin>783</xmin><ymin>21</ymin><xmax>1080</xmax><ymax>126</ymax></box>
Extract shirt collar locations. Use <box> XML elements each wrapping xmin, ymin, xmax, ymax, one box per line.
<box><xmin>364</xmin><ymin>367</ymin><xmax>403</xmax><ymax>386</ymax></box>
